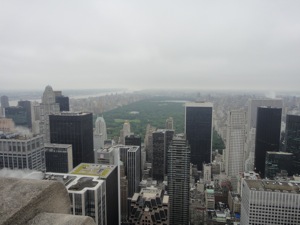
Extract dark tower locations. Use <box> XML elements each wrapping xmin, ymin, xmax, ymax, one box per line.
<box><xmin>285</xmin><ymin>114</ymin><xmax>300</xmax><ymax>175</ymax></box>
<box><xmin>5</xmin><ymin>106</ymin><xmax>28</xmax><ymax>127</ymax></box>
<box><xmin>185</xmin><ymin>102</ymin><xmax>213</xmax><ymax>170</ymax></box>
<box><xmin>254</xmin><ymin>107</ymin><xmax>282</xmax><ymax>177</ymax></box>
<box><xmin>49</xmin><ymin>112</ymin><xmax>94</xmax><ymax>168</ymax></box>
<box><xmin>18</xmin><ymin>100</ymin><xmax>32</xmax><ymax>128</ymax></box>
<box><xmin>125</xmin><ymin>134</ymin><xmax>142</xmax><ymax>180</ymax></box>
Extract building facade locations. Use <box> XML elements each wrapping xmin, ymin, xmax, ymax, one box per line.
<box><xmin>285</xmin><ymin>114</ymin><xmax>300</xmax><ymax>175</ymax></box>
<box><xmin>265</xmin><ymin>151</ymin><xmax>293</xmax><ymax>179</ymax></box>
<box><xmin>127</xmin><ymin>146</ymin><xmax>141</xmax><ymax>198</ymax></box>
<box><xmin>49</xmin><ymin>112</ymin><xmax>94</xmax><ymax>168</ymax></box>
<box><xmin>167</xmin><ymin>136</ymin><xmax>190</xmax><ymax>225</ymax></box>
<box><xmin>44</xmin><ymin>143</ymin><xmax>73</xmax><ymax>173</ymax></box>
<box><xmin>185</xmin><ymin>102</ymin><xmax>213</xmax><ymax>170</ymax></box>
<box><xmin>225</xmin><ymin>110</ymin><xmax>246</xmax><ymax>177</ymax></box>
<box><xmin>254</xmin><ymin>107</ymin><xmax>282</xmax><ymax>177</ymax></box>
<box><xmin>241</xmin><ymin>179</ymin><xmax>300</xmax><ymax>225</ymax></box>
<box><xmin>0</xmin><ymin>133</ymin><xmax>44</xmax><ymax>170</ymax></box>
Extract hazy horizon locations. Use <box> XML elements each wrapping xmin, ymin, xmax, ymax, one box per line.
<box><xmin>1</xmin><ymin>1</ymin><xmax>300</xmax><ymax>91</ymax></box>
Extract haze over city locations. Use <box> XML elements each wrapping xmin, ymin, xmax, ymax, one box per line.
<box><xmin>1</xmin><ymin>1</ymin><xmax>300</xmax><ymax>91</ymax></box>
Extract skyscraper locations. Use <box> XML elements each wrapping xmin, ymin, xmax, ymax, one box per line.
<box><xmin>55</xmin><ymin>92</ymin><xmax>70</xmax><ymax>112</ymax></box>
<box><xmin>4</xmin><ymin>106</ymin><xmax>28</xmax><ymax>127</ymax></box>
<box><xmin>185</xmin><ymin>102</ymin><xmax>213</xmax><ymax>170</ymax></box>
<box><xmin>285</xmin><ymin>114</ymin><xmax>300</xmax><ymax>175</ymax></box>
<box><xmin>18</xmin><ymin>100</ymin><xmax>32</xmax><ymax>129</ymax></box>
<box><xmin>168</xmin><ymin>136</ymin><xmax>190</xmax><ymax>225</ymax></box>
<box><xmin>254</xmin><ymin>107</ymin><xmax>282</xmax><ymax>177</ymax></box>
<box><xmin>165</xmin><ymin>117</ymin><xmax>174</xmax><ymax>130</ymax></box>
<box><xmin>49</xmin><ymin>112</ymin><xmax>94</xmax><ymax>168</ymax></box>
<box><xmin>127</xmin><ymin>145</ymin><xmax>141</xmax><ymax>198</ymax></box>
<box><xmin>265</xmin><ymin>151</ymin><xmax>293</xmax><ymax>179</ymax></box>
<box><xmin>39</xmin><ymin>86</ymin><xmax>60</xmax><ymax>143</ymax></box>
<box><xmin>225</xmin><ymin>110</ymin><xmax>246</xmax><ymax>177</ymax></box>
<box><xmin>0</xmin><ymin>95</ymin><xmax>9</xmax><ymax>108</ymax></box>
<box><xmin>152</xmin><ymin>129</ymin><xmax>174</xmax><ymax>181</ymax></box>
<box><xmin>93</xmin><ymin>116</ymin><xmax>107</xmax><ymax>150</ymax></box>
<box><xmin>125</xmin><ymin>134</ymin><xmax>142</xmax><ymax>180</ymax></box>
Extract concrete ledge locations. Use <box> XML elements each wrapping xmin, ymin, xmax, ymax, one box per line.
<box><xmin>27</xmin><ymin>213</ymin><xmax>96</xmax><ymax>225</ymax></box>
<box><xmin>0</xmin><ymin>177</ymin><xmax>71</xmax><ymax>225</ymax></box>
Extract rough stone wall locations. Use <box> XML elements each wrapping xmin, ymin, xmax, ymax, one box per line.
<box><xmin>0</xmin><ymin>177</ymin><xmax>96</xmax><ymax>225</ymax></box>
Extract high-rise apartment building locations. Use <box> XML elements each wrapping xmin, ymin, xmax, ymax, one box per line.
<box><xmin>120</xmin><ymin>120</ymin><xmax>131</xmax><ymax>144</ymax></box>
<box><xmin>225</xmin><ymin>110</ymin><xmax>246</xmax><ymax>177</ymax></box>
<box><xmin>167</xmin><ymin>136</ymin><xmax>190</xmax><ymax>225</ymax></box>
<box><xmin>125</xmin><ymin>134</ymin><xmax>142</xmax><ymax>180</ymax></box>
<box><xmin>44</xmin><ymin>143</ymin><xmax>73</xmax><ymax>173</ymax></box>
<box><xmin>39</xmin><ymin>86</ymin><xmax>60</xmax><ymax>143</ymax></box>
<box><xmin>254</xmin><ymin>107</ymin><xmax>282</xmax><ymax>177</ymax></box>
<box><xmin>241</xmin><ymin>179</ymin><xmax>300</xmax><ymax>225</ymax></box>
<box><xmin>185</xmin><ymin>102</ymin><xmax>213</xmax><ymax>170</ymax></box>
<box><xmin>0</xmin><ymin>95</ymin><xmax>9</xmax><ymax>108</ymax></box>
<box><xmin>0</xmin><ymin>133</ymin><xmax>44</xmax><ymax>170</ymax></box>
<box><xmin>285</xmin><ymin>114</ymin><xmax>300</xmax><ymax>175</ymax></box>
<box><xmin>49</xmin><ymin>112</ymin><xmax>94</xmax><ymax>168</ymax></box>
<box><xmin>128</xmin><ymin>187</ymin><xmax>169</xmax><ymax>225</ymax></box>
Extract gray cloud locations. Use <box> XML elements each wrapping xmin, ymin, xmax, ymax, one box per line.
<box><xmin>1</xmin><ymin>1</ymin><xmax>300</xmax><ymax>91</ymax></box>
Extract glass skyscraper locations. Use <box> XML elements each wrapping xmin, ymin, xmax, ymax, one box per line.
<box><xmin>185</xmin><ymin>102</ymin><xmax>213</xmax><ymax>170</ymax></box>
<box><xmin>254</xmin><ymin>107</ymin><xmax>282</xmax><ymax>177</ymax></box>
<box><xmin>285</xmin><ymin>114</ymin><xmax>300</xmax><ymax>175</ymax></box>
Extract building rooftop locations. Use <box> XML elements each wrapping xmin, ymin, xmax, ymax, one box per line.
<box><xmin>185</xmin><ymin>102</ymin><xmax>213</xmax><ymax>107</ymax></box>
<box><xmin>0</xmin><ymin>132</ymin><xmax>40</xmax><ymax>140</ymax></box>
<box><xmin>52</xmin><ymin>112</ymin><xmax>91</xmax><ymax>116</ymax></box>
<box><xmin>44</xmin><ymin>143</ymin><xmax>72</xmax><ymax>149</ymax></box>
<box><xmin>266</xmin><ymin>151</ymin><xmax>293</xmax><ymax>155</ymax></box>
<box><xmin>246</xmin><ymin>179</ymin><xmax>300</xmax><ymax>193</ymax></box>
<box><xmin>70</xmin><ymin>163</ymin><xmax>116</xmax><ymax>179</ymax></box>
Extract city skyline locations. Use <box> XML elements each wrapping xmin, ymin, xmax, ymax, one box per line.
<box><xmin>1</xmin><ymin>1</ymin><xmax>300</xmax><ymax>91</ymax></box>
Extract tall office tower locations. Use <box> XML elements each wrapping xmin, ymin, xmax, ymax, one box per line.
<box><xmin>254</xmin><ymin>107</ymin><xmax>282</xmax><ymax>177</ymax></box>
<box><xmin>128</xmin><ymin>187</ymin><xmax>169</xmax><ymax>225</ymax></box>
<box><xmin>185</xmin><ymin>102</ymin><xmax>213</xmax><ymax>170</ymax></box>
<box><xmin>225</xmin><ymin>110</ymin><xmax>246</xmax><ymax>177</ymax></box>
<box><xmin>94</xmin><ymin>116</ymin><xmax>107</xmax><ymax>150</ymax></box>
<box><xmin>44</xmin><ymin>173</ymin><xmax>106</xmax><ymax>225</ymax></box>
<box><xmin>44</xmin><ymin>143</ymin><xmax>73</xmax><ymax>173</ymax></box>
<box><xmin>49</xmin><ymin>112</ymin><xmax>94</xmax><ymax>168</ymax></box>
<box><xmin>247</xmin><ymin>99</ymin><xmax>283</xmax><ymax>130</ymax></box>
<box><xmin>120</xmin><ymin>120</ymin><xmax>131</xmax><ymax>144</ymax></box>
<box><xmin>127</xmin><ymin>146</ymin><xmax>141</xmax><ymax>198</ymax></box>
<box><xmin>152</xmin><ymin>129</ymin><xmax>174</xmax><ymax>181</ymax></box>
<box><xmin>125</xmin><ymin>134</ymin><xmax>142</xmax><ymax>180</ymax></box>
<box><xmin>168</xmin><ymin>136</ymin><xmax>190</xmax><ymax>225</ymax></box>
<box><xmin>240</xmin><ymin>179</ymin><xmax>300</xmax><ymax>225</ymax></box>
<box><xmin>285</xmin><ymin>114</ymin><xmax>300</xmax><ymax>175</ymax></box>
<box><xmin>54</xmin><ymin>91</ymin><xmax>70</xmax><ymax>111</ymax></box>
<box><xmin>0</xmin><ymin>118</ymin><xmax>15</xmax><ymax>132</ymax></box>
<box><xmin>0</xmin><ymin>133</ymin><xmax>44</xmax><ymax>170</ymax></box>
<box><xmin>39</xmin><ymin>85</ymin><xmax>60</xmax><ymax>143</ymax></box>
<box><xmin>18</xmin><ymin>100</ymin><xmax>32</xmax><ymax>128</ymax></box>
<box><xmin>70</xmin><ymin>163</ymin><xmax>119</xmax><ymax>225</ymax></box>
<box><xmin>245</xmin><ymin>99</ymin><xmax>283</xmax><ymax>170</ymax></box>
<box><xmin>5</xmin><ymin>106</ymin><xmax>28</xmax><ymax>127</ymax></box>
<box><xmin>165</xmin><ymin>116</ymin><xmax>174</xmax><ymax>130</ymax></box>
<box><xmin>144</xmin><ymin>124</ymin><xmax>156</xmax><ymax>163</ymax></box>
<box><xmin>265</xmin><ymin>151</ymin><xmax>293</xmax><ymax>179</ymax></box>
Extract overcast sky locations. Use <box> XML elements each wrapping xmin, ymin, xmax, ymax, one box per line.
<box><xmin>1</xmin><ymin>1</ymin><xmax>300</xmax><ymax>91</ymax></box>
